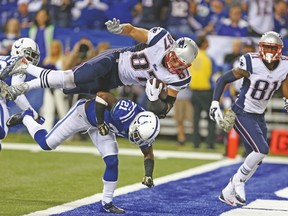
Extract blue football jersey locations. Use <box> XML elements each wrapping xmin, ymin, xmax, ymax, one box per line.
<box><xmin>0</xmin><ymin>55</ymin><xmax>18</xmax><ymax>84</ymax></box>
<box><xmin>86</xmin><ymin>99</ymin><xmax>145</xmax><ymax>139</ymax></box>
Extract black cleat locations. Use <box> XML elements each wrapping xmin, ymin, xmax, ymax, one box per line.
<box><xmin>100</xmin><ymin>202</ymin><xmax>125</xmax><ymax>214</ymax></box>
<box><xmin>6</xmin><ymin>109</ymin><xmax>34</xmax><ymax>127</ymax></box>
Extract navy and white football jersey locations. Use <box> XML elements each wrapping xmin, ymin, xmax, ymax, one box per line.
<box><xmin>86</xmin><ymin>99</ymin><xmax>144</xmax><ymax>139</ymax></box>
<box><xmin>235</xmin><ymin>53</ymin><xmax>288</xmax><ymax>114</ymax></box>
<box><xmin>118</xmin><ymin>27</ymin><xmax>191</xmax><ymax>91</ymax></box>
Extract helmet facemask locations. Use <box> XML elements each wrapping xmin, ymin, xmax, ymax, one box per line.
<box><xmin>164</xmin><ymin>51</ymin><xmax>191</xmax><ymax>74</ymax></box>
<box><xmin>22</xmin><ymin>47</ymin><xmax>40</xmax><ymax>65</ymax></box>
<box><xmin>164</xmin><ymin>37</ymin><xmax>198</xmax><ymax>74</ymax></box>
<box><xmin>258</xmin><ymin>31</ymin><xmax>283</xmax><ymax>63</ymax></box>
<box><xmin>128</xmin><ymin>111</ymin><xmax>160</xmax><ymax>148</ymax></box>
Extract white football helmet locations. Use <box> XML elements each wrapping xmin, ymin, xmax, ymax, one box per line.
<box><xmin>165</xmin><ymin>37</ymin><xmax>198</xmax><ymax>73</ymax></box>
<box><xmin>128</xmin><ymin>111</ymin><xmax>160</xmax><ymax>148</ymax></box>
<box><xmin>258</xmin><ymin>31</ymin><xmax>283</xmax><ymax>63</ymax></box>
<box><xmin>11</xmin><ymin>38</ymin><xmax>40</xmax><ymax>65</ymax></box>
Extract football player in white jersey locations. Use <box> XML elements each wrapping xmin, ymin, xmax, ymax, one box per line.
<box><xmin>0</xmin><ymin>37</ymin><xmax>44</xmax><ymax>151</ymax></box>
<box><xmin>209</xmin><ymin>31</ymin><xmax>288</xmax><ymax>207</ymax></box>
<box><xmin>7</xmin><ymin>91</ymin><xmax>160</xmax><ymax>214</ymax></box>
<box><xmin>0</xmin><ymin>18</ymin><xmax>198</xmax><ymax>119</ymax></box>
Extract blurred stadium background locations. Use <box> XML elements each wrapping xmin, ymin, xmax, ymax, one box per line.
<box><xmin>1</xmin><ymin>0</ymin><xmax>288</xmax><ymax>215</ymax></box>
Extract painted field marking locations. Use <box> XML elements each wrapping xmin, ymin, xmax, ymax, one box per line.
<box><xmin>24</xmin><ymin>159</ymin><xmax>243</xmax><ymax>216</ymax></box>
<box><xmin>221</xmin><ymin>199</ymin><xmax>288</xmax><ymax>216</ymax></box>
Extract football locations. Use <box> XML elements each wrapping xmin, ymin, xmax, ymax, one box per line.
<box><xmin>148</xmin><ymin>78</ymin><xmax>168</xmax><ymax>100</ymax></box>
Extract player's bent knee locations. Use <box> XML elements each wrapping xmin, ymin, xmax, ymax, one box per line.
<box><xmin>34</xmin><ymin>129</ymin><xmax>52</xmax><ymax>150</ymax></box>
<box><xmin>104</xmin><ymin>155</ymin><xmax>118</xmax><ymax>168</ymax></box>
<box><xmin>260</xmin><ymin>146</ymin><xmax>269</xmax><ymax>155</ymax></box>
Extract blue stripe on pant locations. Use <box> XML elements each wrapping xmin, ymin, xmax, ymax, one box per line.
<box><xmin>232</xmin><ymin>107</ymin><xmax>269</xmax><ymax>155</ymax></box>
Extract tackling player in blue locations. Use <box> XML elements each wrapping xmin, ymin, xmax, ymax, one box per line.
<box><xmin>0</xmin><ymin>37</ymin><xmax>44</xmax><ymax>151</ymax></box>
<box><xmin>209</xmin><ymin>31</ymin><xmax>288</xmax><ymax>207</ymax></box>
<box><xmin>7</xmin><ymin>91</ymin><xmax>160</xmax><ymax>214</ymax></box>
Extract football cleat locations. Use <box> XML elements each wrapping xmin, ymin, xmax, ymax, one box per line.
<box><xmin>100</xmin><ymin>202</ymin><xmax>125</xmax><ymax>214</ymax></box>
<box><xmin>218</xmin><ymin>179</ymin><xmax>237</xmax><ymax>207</ymax></box>
<box><xmin>232</xmin><ymin>176</ymin><xmax>246</xmax><ymax>206</ymax></box>
<box><xmin>9</xmin><ymin>57</ymin><xmax>29</xmax><ymax>76</ymax></box>
<box><xmin>1</xmin><ymin>82</ymin><xmax>29</xmax><ymax>100</ymax></box>
<box><xmin>6</xmin><ymin>109</ymin><xmax>34</xmax><ymax>127</ymax></box>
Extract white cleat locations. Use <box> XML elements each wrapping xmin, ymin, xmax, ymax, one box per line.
<box><xmin>219</xmin><ymin>180</ymin><xmax>237</xmax><ymax>207</ymax></box>
<box><xmin>232</xmin><ymin>176</ymin><xmax>246</xmax><ymax>206</ymax></box>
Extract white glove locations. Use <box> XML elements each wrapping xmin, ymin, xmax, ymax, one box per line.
<box><xmin>105</xmin><ymin>18</ymin><xmax>123</xmax><ymax>34</ymax></box>
<box><xmin>283</xmin><ymin>97</ymin><xmax>288</xmax><ymax>112</ymax></box>
<box><xmin>145</xmin><ymin>78</ymin><xmax>163</xmax><ymax>102</ymax></box>
<box><xmin>209</xmin><ymin>100</ymin><xmax>223</xmax><ymax>125</ymax></box>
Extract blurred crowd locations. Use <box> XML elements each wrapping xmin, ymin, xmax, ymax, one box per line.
<box><xmin>1</xmin><ymin>0</ymin><xmax>288</xmax><ymax>146</ymax></box>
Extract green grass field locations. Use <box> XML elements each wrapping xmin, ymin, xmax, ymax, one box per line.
<box><xmin>1</xmin><ymin>133</ymin><xmax>225</xmax><ymax>216</ymax></box>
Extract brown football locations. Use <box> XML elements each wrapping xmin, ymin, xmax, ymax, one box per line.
<box><xmin>148</xmin><ymin>78</ymin><xmax>168</xmax><ymax>100</ymax></box>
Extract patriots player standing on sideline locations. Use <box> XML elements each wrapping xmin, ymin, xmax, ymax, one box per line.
<box><xmin>209</xmin><ymin>31</ymin><xmax>288</xmax><ymax>207</ymax></box>
<box><xmin>7</xmin><ymin>91</ymin><xmax>160</xmax><ymax>214</ymax></box>
<box><xmin>0</xmin><ymin>18</ymin><xmax>198</xmax><ymax>120</ymax></box>
<box><xmin>0</xmin><ymin>37</ymin><xmax>44</xmax><ymax>151</ymax></box>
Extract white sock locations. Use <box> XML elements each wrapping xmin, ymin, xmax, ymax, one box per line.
<box><xmin>101</xmin><ymin>179</ymin><xmax>117</xmax><ymax>205</ymax></box>
<box><xmin>234</xmin><ymin>151</ymin><xmax>265</xmax><ymax>182</ymax></box>
<box><xmin>23</xmin><ymin>115</ymin><xmax>44</xmax><ymax>138</ymax></box>
<box><xmin>25</xmin><ymin>68</ymin><xmax>75</xmax><ymax>90</ymax></box>
<box><xmin>27</xmin><ymin>64</ymin><xmax>43</xmax><ymax>77</ymax></box>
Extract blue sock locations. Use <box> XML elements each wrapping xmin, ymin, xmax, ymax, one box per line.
<box><xmin>103</xmin><ymin>155</ymin><xmax>118</xmax><ymax>181</ymax></box>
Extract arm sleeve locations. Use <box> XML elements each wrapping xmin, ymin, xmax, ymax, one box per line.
<box><xmin>213</xmin><ymin>70</ymin><xmax>238</xmax><ymax>101</ymax></box>
<box><xmin>147</xmin><ymin>95</ymin><xmax>176</xmax><ymax>119</ymax></box>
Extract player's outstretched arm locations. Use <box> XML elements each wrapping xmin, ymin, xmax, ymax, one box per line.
<box><xmin>105</xmin><ymin>18</ymin><xmax>149</xmax><ymax>43</ymax></box>
<box><xmin>141</xmin><ymin>146</ymin><xmax>155</xmax><ymax>188</ymax></box>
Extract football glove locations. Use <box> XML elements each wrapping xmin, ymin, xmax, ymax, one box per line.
<box><xmin>145</xmin><ymin>78</ymin><xmax>163</xmax><ymax>102</ymax></box>
<box><xmin>142</xmin><ymin>176</ymin><xmax>154</xmax><ymax>188</ymax></box>
<box><xmin>98</xmin><ymin>122</ymin><xmax>110</xmax><ymax>136</ymax></box>
<box><xmin>209</xmin><ymin>100</ymin><xmax>223</xmax><ymax>125</ymax></box>
<box><xmin>105</xmin><ymin>18</ymin><xmax>123</xmax><ymax>34</ymax></box>
<box><xmin>219</xmin><ymin>108</ymin><xmax>236</xmax><ymax>132</ymax></box>
<box><xmin>283</xmin><ymin>97</ymin><xmax>288</xmax><ymax>112</ymax></box>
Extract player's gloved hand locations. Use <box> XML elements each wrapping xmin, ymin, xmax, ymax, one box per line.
<box><xmin>145</xmin><ymin>78</ymin><xmax>163</xmax><ymax>102</ymax></box>
<box><xmin>105</xmin><ymin>18</ymin><xmax>123</xmax><ymax>34</ymax></box>
<box><xmin>98</xmin><ymin>122</ymin><xmax>110</xmax><ymax>136</ymax></box>
<box><xmin>35</xmin><ymin>115</ymin><xmax>45</xmax><ymax>125</ymax></box>
<box><xmin>142</xmin><ymin>176</ymin><xmax>154</xmax><ymax>188</ymax></box>
<box><xmin>283</xmin><ymin>97</ymin><xmax>288</xmax><ymax>112</ymax></box>
<box><xmin>209</xmin><ymin>100</ymin><xmax>223</xmax><ymax>125</ymax></box>
<box><xmin>219</xmin><ymin>108</ymin><xmax>236</xmax><ymax>132</ymax></box>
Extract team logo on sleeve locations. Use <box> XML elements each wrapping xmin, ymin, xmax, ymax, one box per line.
<box><xmin>240</xmin><ymin>59</ymin><xmax>245</xmax><ymax>67</ymax></box>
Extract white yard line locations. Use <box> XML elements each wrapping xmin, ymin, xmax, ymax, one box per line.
<box><xmin>3</xmin><ymin>142</ymin><xmax>225</xmax><ymax>160</ymax></box>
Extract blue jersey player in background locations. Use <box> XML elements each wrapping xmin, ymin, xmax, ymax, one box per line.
<box><xmin>7</xmin><ymin>91</ymin><xmax>160</xmax><ymax>214</ymax></box>
<box><xmin>0</xmin><ymin>37</ymin><xmax>44</xmax><ymax>151</ymax></box>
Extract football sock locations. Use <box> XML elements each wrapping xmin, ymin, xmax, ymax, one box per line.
<box><xmin>102</xmin><ymin>179</ymin><xmax>117</xmax><ymax>205</ymax></box>
<box><xmin>26</xmin><ymin>65</ymin><xmax>76</xmax><ymax>90</ymax></box>
<box><xmin>234</xmin><ymin>151</ymin><xmax>265</xmax><ymax>182</ymax></box>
